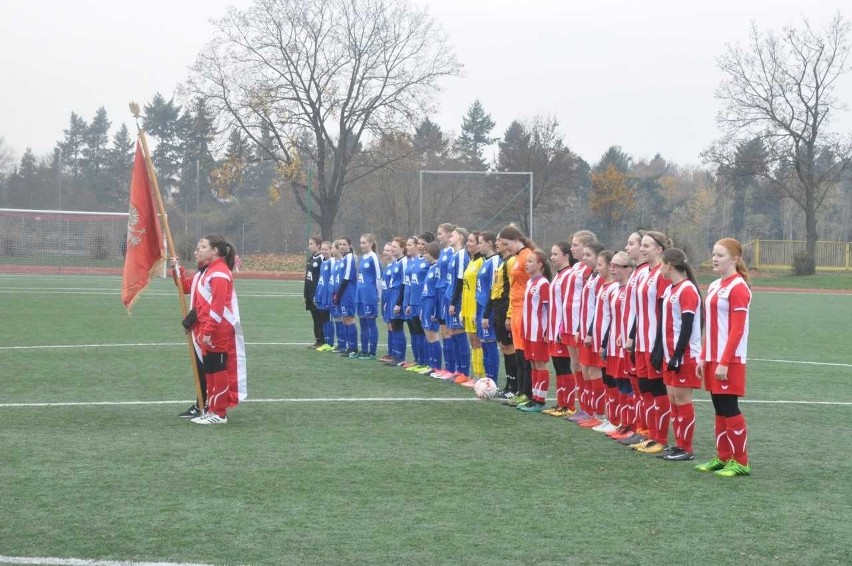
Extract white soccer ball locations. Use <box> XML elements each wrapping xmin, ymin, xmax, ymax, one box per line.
<box><xmin>474</xmin><ymin>377</ymin><xmax>498</xmax><ymax>399</ymax></box>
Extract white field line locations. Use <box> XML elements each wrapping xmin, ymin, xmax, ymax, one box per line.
<box><xmin>0</xmin><ymin>289</ymin><xmax>301</xmax><ymax>298</ymax></box>
<box><xmin>0</xmin><ymin>556</ymin><xmax>214</xmax><ymax>566</ymax></box>
<box><xmin>0</xmin><ymin>342</ymin><xmax>316</xmax><ymax>351</ymax></box>
<box><xmin>0</xmin><ymin>397</ymin><xmax>479</xmax><ymax>408</ymax></box>
<box><xmin>3</xmin><ymin>341</ymin><xmax>852</xmax><ymax>369</ymax></box>
<box><xmin>750</xmin><ymin>357</ymin><xmax>852</xmax><ymax>368</ymax></box>
<box><xmin>0</xmin><ymin>397</ymin><xmax>850</xmax><ymax>409</ymax></box>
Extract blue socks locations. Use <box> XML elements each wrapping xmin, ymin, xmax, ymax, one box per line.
<box><xmin>323</xmin><ymin>321</ymin><xmax>335</xmax><ymax>346</ymax></box>
<box><xmin>455</xmin><ymin>333</ymin><xmax>470</xmax><ymax>376</ymax></box>
<box><xmin>482</xmin><ymin>340</ymin><xmax>499</xmax><ymax>380</ymax></box>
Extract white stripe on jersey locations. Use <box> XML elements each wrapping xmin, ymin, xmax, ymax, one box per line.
<box><xmin>661</xmin><ymin>280</ymin><xmax>702</xmax><ymax>362</ymax></box>
<box><xmin>704</xmin><ymin>274</ymin><xmax>751</xmax><ymax>363</ymax></box>
<box><xmin>523</xmin><ymin>276</ymin><xmax>549</xmax><ymax>342</ymax></box>
<box><xmin>548</xmin><ymin>267</ymin><xmax>571</xmax><ymax>341</ymax></box>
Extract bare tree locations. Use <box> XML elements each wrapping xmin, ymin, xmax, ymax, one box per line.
<box><xmin>705</xmin><ymin>13</ymin><xmax>852</xmax><ymax>273</ymax></box>
<box><xmin>189</xmin><ymin>0</ymin><xmax>460</xmax><ymax>239</ymax></box>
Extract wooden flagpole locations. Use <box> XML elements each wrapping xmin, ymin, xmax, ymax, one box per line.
<box><xmin>130</xmin><ymin>102</ymin><xmax>205</xmax><ymax>411</ymax></box>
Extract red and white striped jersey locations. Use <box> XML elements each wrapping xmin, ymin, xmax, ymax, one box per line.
<box><xmin>623</xmin><ymin>262</ymin><xmax>650</xmax><ymax>349</ymax></box>
<box><xmin>661</xmin><ymin>279</ymin><xmax>702</xmax><ymax>362</ymax></box>
<box><xmin>703</xmin><ymin>273</ymin><xmax>751</xmax><ymax>364</ymax></box>
<box><xmin>608</xmin><ymin>283</ymin><xmax>629</xmax><ymax>359</ymax></box>
<box><xmin>635</xmin><ymin>263</ymin><xmax>671</xmax><ymax>353</ymax></box>
<box><xmin>593</xmin><ymin>280</ymin><xmax>618</xmax><ymax>353</ymax></box>
<box><xmin>563</xmin><ymin>263</ymin><xmax>591</xmax><ymax>336</ymax></box>
<box><xmin>578</xmin><ymin>272</ymin><xmax>601</xmax><ymax>340</ymax></box>
<box><xmin>523</xmin><ymin>275</ymin><xmax>550</xmax><ymax>342</ymax></box>
<box><xmin>548</xmin><ymin>266</ymin><xmax>572</xmax><ymax>343</ymax></box>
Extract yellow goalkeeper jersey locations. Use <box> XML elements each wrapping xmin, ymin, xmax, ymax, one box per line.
<box><xmin>462</xmin><ymin>255</ymin><xmax>483</xmax><ymax>320</ymax></box>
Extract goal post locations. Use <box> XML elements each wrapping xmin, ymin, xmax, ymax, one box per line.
<box><xmin>418</xmin><ymin>170</ymin><xmax>534</xmax><ymax>236</ymax></box>
<box><xmin>0</xmin><ymin>208</ymin><xmax>157</xmax><ymax>276</ymax></box>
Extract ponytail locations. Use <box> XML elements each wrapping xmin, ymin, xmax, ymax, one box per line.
<box><xmin>530</xmin><ymin>248</ymin><xmax>552</xmax><ymax>281</ymax></box>
<box><xmin>498</xmin><ymin>225</ymin><xmax>534</xmax><ymax>250</ymax></box>
<box><xmin>204</xmin><ymin>233</ymin><xmax>236</xmax><ymax>270</ymax></box>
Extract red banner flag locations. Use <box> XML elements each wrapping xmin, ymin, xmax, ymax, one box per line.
<box><xmin>122</xmin><ymin>141</ymin><xmax>165</xmax><ymax>312</ymax></box>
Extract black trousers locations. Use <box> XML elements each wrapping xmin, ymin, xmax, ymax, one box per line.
<box><xmin>308</xmin><ymin>302</ymin><xmax>323</xmax><ymax>344</ymax></box>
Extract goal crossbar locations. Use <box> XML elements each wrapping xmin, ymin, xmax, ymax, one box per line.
<box><xmin>418</xmin><ymin>170</ymin><xmax>534</xmax><ymax>235</ymax></box>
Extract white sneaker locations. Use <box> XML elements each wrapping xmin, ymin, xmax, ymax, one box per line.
<box><xmin>592</xmin><ymin>419</ymin><xmax>616</xmax><ymax>433</ymax></box>
<box><xmin>191</xmin><ymin>412</ymin><xmax>228</xmax><ymax>425</ymax></box>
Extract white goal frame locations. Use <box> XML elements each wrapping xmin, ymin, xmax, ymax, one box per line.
<box><xmin>418</xmin><ymin>170</ymin><xmax>534</xmax><ymax>236</ymax></box>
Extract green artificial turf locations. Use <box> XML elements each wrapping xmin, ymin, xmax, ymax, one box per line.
<box><xmin>1</xmin><ymin>276</ymin><xmax>850</xmax><ymax>565</ymax></box>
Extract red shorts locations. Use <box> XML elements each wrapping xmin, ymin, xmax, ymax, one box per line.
<box><xmin>549</xmin><ymin>341</ymin><xmax>568</xmax><ymax>357</ymax></box>
<box><xmin>634</xmin><ymin>351</ymin><xmax>649</xmax><ymax>377</ymax></box>
<box><xmin>703</xmin><ymin>362</ymin><xmax>747</xmax><ymax>397</ymax></box>
<box><xmin>564</xmin><ymin>333</ymin><xmax>578</xmax><ymax>348</ymax></box>
<box><xmin>578</xmin><ymin>343</ymin><xmax>595</xmax><ymax>366</ymax></box>
<box><xmin>663</xmin><ymin>361</ymin><xmax>701</xmax><ymax>389</ymax></box>
<box><xmin>524</xmin><ymin>340</ymin><xmax>550</xmax><ymax>362</ymax></box>
<box><xmin>636</xmin><ymin>352</ymin><xmax>662</xmax><ymax>379</ymax></box>
<box><xmin>605</xmin><ymin>355</ymin><xmax>622</xmax><ymax>378</ymax></box>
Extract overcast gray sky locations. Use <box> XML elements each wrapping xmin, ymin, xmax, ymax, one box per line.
<box><xmin>2</xmin><ymin>0</ymin><xmax>851</xmax><ymax>168</ymax></box>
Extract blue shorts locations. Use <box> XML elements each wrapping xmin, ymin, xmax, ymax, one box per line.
<box><xmin>435</xmin><ymin>291</ymin><xmax>446</xmax><ymax>324</ymax></box>
<box><xmin>420</xmin><ymin>298</ymin><xmax>439</xmax><ymax>332</ymax></box>
<box><xmin>357</xmin><ymin>302</ymin><xmax>378</xmax><ymax>318</ymax></box>
<box><xmin>476</xmin><ymin>304</ymin><xmax>496</xmax><ymax>341</ymax></box>
<box><xmin>383</xmin><ymin>287</ymin><xmax>402</xmax><ymax>321</ymax></box>
<box><xmin>339</xmin><ymin>304</ymin><xmax>356</xmax><ymax>318</ymax></box>
<box><xmin>445</xmin><ymin>299</ymin><xmax>463</xmax><ymax>330</ymax></box>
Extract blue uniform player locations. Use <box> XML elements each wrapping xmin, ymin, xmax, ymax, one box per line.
<box><xmin>334</xmin><ymin>237</ymin><xmax>358</xmax><ymax>356</ymax></box>
<box><xmin>354</xmin><ymin>234</ymin><xmax>382</xmax><ymax>359</ymax></box>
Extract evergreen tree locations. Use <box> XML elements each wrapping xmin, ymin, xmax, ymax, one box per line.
<box><xmin>7</xmin><ymin>148</ymin><xmax>40</xmax><ymax>208</ymax></box>
<box><xmin>84</xmin><ymin>107</ymin><xmax>111</xmax><ymax>174</ymax></box>
<box><xmin>413</xmin><ymin>117</ymin><xmax>451</xmax><ymax>168</ymax></box>
<box><xmin>82</xmin><ymin>107</ymin><xmax>113</xmax><ymax>206</ymax></box>
<box><xmin>104</xmin><ymin>123</ymin><xmax>135</xmax><ymax>210</ymax></box>
<box><xmin>454</xmin><ymin>100</ymin><xmax>497</xmax><ymax>170</ymax></box>
<box><xmin>178</xmin><ymin>97</ymin><xmax>216</xmax><ymax>210</ymax></box>
<box><xmin>58</xmin><ymin>112</ymin><xmax>88</xmax><ymax>178</ymax></box>
<box><xmin>143</xmin><ymin>93</ymin><xmax>184</xmax><ymax>196</ymax></box>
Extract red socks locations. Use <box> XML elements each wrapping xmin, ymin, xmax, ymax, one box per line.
<box><xmin>673</xmin><ymin>403</ymin><xmax>695</xmax><ymax>453</ymax></box>
<box><xmin>715</xmin><ymin>415</ymin><xmax>733</xmax><ymax>461</ymax></box>
<box><xmin>532</xmin><ymin>369</ymin><xmax>550</xmax><ymax>404</ymax></box>
<box><xmin>726</xmin><ymin>414</ymin><xmax>749</xmax><ymax>465</ymax></box>
<box><xmin>564</xmin><ymin>372</ymin><xmax>577</xmax><ymax>410</ymax></box>
<box><xmin>654</xmin><ymin>395</ymin><xmax>671</xmax><ymax>445</ymax></box>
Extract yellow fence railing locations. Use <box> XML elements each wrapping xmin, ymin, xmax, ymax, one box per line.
<box><xmin>739</xmin><ymin>240</ymin><xmax>852</xmax><ymax>271</ymax></box>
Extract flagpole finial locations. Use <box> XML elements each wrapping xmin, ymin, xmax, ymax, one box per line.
<box><xmin>129</xmin><ymin>102</ymin><xmax>141</xmax><ymax>118</ymax></box>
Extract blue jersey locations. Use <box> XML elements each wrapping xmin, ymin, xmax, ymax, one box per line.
<box><xmin>314</xmin><ymin>257</ymin><xmax>334</xmax><ymax>309</ymax></box>
<box><xmin>383</xmin><ymin>257</ymin><xmax>405</xmax><ymax>320</ymax></box>
<box><xmin>404</xmin><ymin>256</ymin><xmax>429</xmax><ymax>309</ymax></box>
<box><xmin>387</xmin><ymin>257</ymin><xmax>405</xmax><ymax>290</ymax></box>
<box><xmin>422</xmin><ymin>262</ymin><xmax>440</xmax><ymax>299</ymax></box>
<box><xmin>444</xmin><ymin>248</ymin><xmax>470</xmax><ymax>307</ymax></box>
<box><xmin>435</xmin><ymin>245</ymin><xmax>453</xmax><ymax>290</ymax></box>
<box><xmin>356</xmin><ymin>251</ymin><xmax>382</xmax><ymax>307</ymax></box>
<box><xmin>336</xmin><ymin>252</ymin><xmax>358</xmax><ymax>307</ymax></box>
<box><xmin>476</xmin><ymin>254</ymin><xmax>501</xmax><ymax>307</ymax></box>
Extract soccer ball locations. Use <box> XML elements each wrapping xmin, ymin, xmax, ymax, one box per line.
<box><xmin>474</xmin><ymin>377</ymin><xmax>497</xmax><ymax>400</ymax></box>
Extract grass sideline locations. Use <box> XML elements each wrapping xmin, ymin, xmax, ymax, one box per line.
<box><xmin>1</xmin><ymin>276</ymin><xmax>851</xmax><ymax>565</ymax></box>
<box><xmin>696</xmin><ymin>269</ymin><xmax>852</xmax><ymax>290</ymax></box>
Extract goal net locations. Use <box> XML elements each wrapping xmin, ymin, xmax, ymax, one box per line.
<box><xmin>418</xmin><ymin>171</ymin><xmax>533</xmax><ymax>237</ymax></box>
<box><xmin>0</xmin><ymin>208</ymin><xmax>147</xmax><ymax>275</ymax></box>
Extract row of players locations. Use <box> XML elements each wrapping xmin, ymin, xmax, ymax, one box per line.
<box><xmin>303</xmin><ymin>225</ymin><xmax>752</xmax><ymax>478</ymax></box>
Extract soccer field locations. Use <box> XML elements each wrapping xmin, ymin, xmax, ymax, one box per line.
<box><xmin>1</xmin><ymin>275</ymin><xmax>850</xmax><ymax>566</ymax></box>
